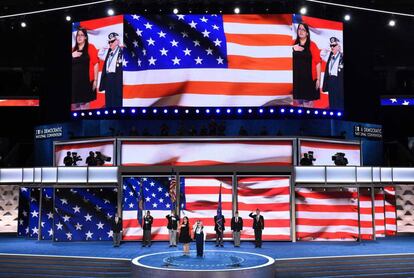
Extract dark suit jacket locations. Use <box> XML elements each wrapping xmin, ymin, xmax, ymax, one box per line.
<box><xmin>143</xmin><ymin>215</ymin><xmax>153</xmax><ymax>230</ymax></box>
<box><xmin>166</xmin><ymin>214</ymin><xmax>179</xmax><ymax>230</ymax></box>
<box><xmin>322</xmin><ymin>51</ymin><xmax>344</xmax><ymax>92</ymax></box>
<box><xmin>214</xmin><ymin>215</ymin><xmax>225</xmax><ymax>232</ymax></box>
<box><xmin>111</xmin><ymin>219</ymin><xmax>122</xmax><ymax>233</ymax></box>
<box><xmin>99</xmin><ymin>46</ymin><xmax>123</xmax><ymax>92</ymax></box>
<box><xmin>249</xmin><ymin>213</ymin><xmax>264</xmax><ymax>230</ymax></box>
<box><xmin>231</xmin><ymin>216</ymin><xmax>243</xmax><ymax>232</ymax></box>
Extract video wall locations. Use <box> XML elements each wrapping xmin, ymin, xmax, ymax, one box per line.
<box><xmin>71</xmin><ymin>14</ymin><xmax>343</xmax><ymax>111</ymax></box>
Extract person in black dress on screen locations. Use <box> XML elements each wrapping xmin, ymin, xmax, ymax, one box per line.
<box><xmin>179</xmin><ymin>216</ymin><xmax>191</xmax><ymax>255</ymax></box>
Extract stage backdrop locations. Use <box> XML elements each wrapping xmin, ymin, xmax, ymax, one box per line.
<box><xmin>396</xmin><ymin>185</ymin><xmax>414</xmax><ymax>233</ymax></box>
<box><xmin>0</xmin><ymin>185</ymin><xmax>19</xmax><ymax>233</ymax></box>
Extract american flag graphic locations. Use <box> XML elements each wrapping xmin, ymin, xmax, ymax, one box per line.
<box><xmin>296</xmin><ymin>188</ymin><xmax>359</xmax><ymax>241</ymax></box>
<box><xmin>54</xmin><ymin>141</ymin><xmax>115</xmax><ymax>166</ymax></box>
<box><xmin>384</xmin><ymin>186</ymin><xmax>397</xmax><ymax>236</ymax></box>
<box><xmin>122</xmin><ymin>14</ymin><xmax>293</xmax><ymax>107</ymax></box>
<box><xmin>40</xmin><ymin>187</ymin><xmax>54</xmax><ymax>240</ymax></box>
<box><xmin>28</xmin><ymin>188</ymin><xmax>41</xmax><ymax>239</ymax></box>
<box><xmin>17</xmin><ymin>187</ymin><xmax>30</xmax><ymax>237</ymax></box>
<box><xmin>53</xmin><ymin>188</ymin><xmax>117</xmax><ymax>241</ymax></box>
<box><xmin>122</xmin><ymin>177</ymin><xmax>185</xmax><ymax>240</ymax></box>
<box><xmin>237</xmin><ymin>177</ymin><xmax>291</xmax><ymax>240</ymax></box>
<box><xmin>359</xmin><ymin>187</ymin><xmax>374</xmax><ymax>240</ymax></box>
<box><xmin>374</xmin><ymin>189</ymin><xmax>386</xmax><ymax>237</ymax></box>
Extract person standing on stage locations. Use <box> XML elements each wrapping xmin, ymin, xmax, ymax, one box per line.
<box><xmin>193</xmin><ymin>220</ymin><xmax>204</xmax><ymax>257</ymax></box>
<box><xmin>249</xmin><ymin>209</ymin><xmax>264</xmax><ymax>248</ymax></box>
<box><xmin>214</xmin><ymin>213</ymin><xmax>225</xmax><ymax>247</ymax></box>
<box><xmin>142</xmin><ymin>211</ymin><xmax>153</xmax><ymax>247</ymax></box>
<box><xmin>179</xmin><ymin>216</ymin><xmax>191</xmax><ymax>255</ymax></box>
<box><xmin>231</xmin><ymin>211</ymin><xmax>243</xmax><ymax>247</ymax></box>
<box><xmin>166</xmin><ymin>210</ymin><xmax>179</xmax><ymax>247</ymax></box>
<box><xmin>98</xmin><ymin>32</ymin><xmax>123</xmax><ymax>108</ymax></box>
<box><xmin>112</xmin><ymin>213</ymin><xmax>122</xmax><ymax>247</ymax></box>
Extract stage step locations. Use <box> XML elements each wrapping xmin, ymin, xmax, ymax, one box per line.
<box><xmin>275</xmin><ymin>254</ymin><xmax>414</xmax><ymax>277</ymax></box>
<box><xmin>0</xmin><ymin>254</ymin><xmax>131</xmax><ymax>277</ymax></box>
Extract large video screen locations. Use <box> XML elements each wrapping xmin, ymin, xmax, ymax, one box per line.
<box><xmin>71</xmin><ymin>14</ymin><xmax>343</xmax><ymax>111</ymax></box>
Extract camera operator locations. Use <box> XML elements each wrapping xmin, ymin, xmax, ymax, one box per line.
<box><xmin>63</xmin><ymin>151</ymin><xmax>73</xmax><ymax>166</ymax></box>
<box><xmin>71</xmin><ymin>152</ymin><xmax>82</xmax><ymax>166</ymax></box>
<box><xmin>85</xmin><ymin>151</ymin><xmax>97</xmax><ymax>166</ymax></box>
<box><xmin>332</xmin><ymin>152</ymin><xmax>348</xmax><ymax>166</ymax></box>
<box><xmin>300</xmin><ymin>151</ymin><xmax>316</xmax><ymax>166</ymax></box>
<box><xmin>95</xmin><ymin>151</ymin><xmax>111</xmax><ymax>166</ymax></box>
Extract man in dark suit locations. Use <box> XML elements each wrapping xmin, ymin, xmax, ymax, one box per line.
<box><xmin>99</xmin><ymin>32</ymin><xmax>123</xmax><ymax>108</ymax></box>
<box><xmin>214</xmin><ymin>214</ymin><xmax>225</xmax><ymax>247</ymax></box>
<box><xmin>231</xmin><ymin>211</ymin><xmax>243</xmax><ymax>247</ymax></box>
<box><xmin>249</xmin><ymin>209</ymin><xmax>264</xmax><ymax>248</ymax></box>
<box><xmin>111</xmin><ymin>213</ymin><xmax>122</xmax><ymax>247</ymax></box>
<box><xmin>142</xmin><ymin>211</ymin><xmax>153</xmax><ymax>247</ymax></box>
<box><xmin>322</xmin><ymin>37</ymin><xmax>344</xmax><ymax>110</ymax></box>
<box><xmin>166</xmin><ymin>210</ymin><xmax>179</xmax><ymax>247</ymax></box>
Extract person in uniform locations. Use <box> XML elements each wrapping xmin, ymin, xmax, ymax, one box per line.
<box><xmin>193</xmin><ymin>220</ymin><xmax>204</xmax><ymax>257</ymax></box>
<box><xmin>249</xmin><ymin>209</ymin><xmax>264</xmax><ymax>248</ymax></box>
<box><xmin>112</xmin><ymin>213</ymin><xmax>122</xmax><ymax>247</ymax></box>
<box><xmin>231</xmin><ymin>211</ymin><xmax>243</xmax><ymax>247</ymax></box>
<box><xmin>166</xmin><ymin>210</ymin><xmax>179</xmax><ymax>247</ymax></box>
<box><xmin>142</xmin><ymin>211</ymin><xmax>153</xmax><ymax>247</ymax></box>
<box><xmin>214</xmin><ymin>213</ymin><xmax>225</xmax><ymax>247</ymax></box>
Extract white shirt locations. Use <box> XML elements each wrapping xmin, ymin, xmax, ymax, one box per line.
<box><xmin>105</xmin><ymin>46</ymin><xmax>120</xmax><ymax>73</ymax></box>
<box><xmin>328</xmin><ymin>52</ymin><xmax>340</xmax><ymax>77</ymax></box>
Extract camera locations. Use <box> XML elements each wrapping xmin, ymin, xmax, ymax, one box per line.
<box><xmin>332</xmin><ymin>152</ymin><xmax>348</xmax><ymax>166</ymax></box>
<box><xmin>95</xmin><ymin>151</ymin><xmax>111</xmax><ymax>166</ymax></box>
<box><xmin>307</xmin><ymin>151</ymin><xmax>316</xmax><ymax>161</ymax></box>
<box><xmin>300</xmin><ymin>151</ymin><xmax>316</xmax><ymax>166</ymax></box>
<box><xmin>71</xmin><ymin>152</ymin><xmax>82</xmax><ymax>166</ymax></box>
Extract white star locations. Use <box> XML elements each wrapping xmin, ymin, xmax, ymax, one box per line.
<box><xmin>21</xmin><ymin>187</ymin><xmax>28</xmax><ymax>192</ymax></box>
<box><xmin>195</xmin><ymin>57</ymin><xmax>203</xmax><ymax>64</ymax></box>
<box><xmin>158</xmin><ymin>31</ymin><xmax>167</xmax><ymax>38</ymax></box>
<box><xmin>132</xmin><ymin>14</ymin><xmax>140</xmax><ymax>20</ymax></box>
<box><xmin>30</xmin><ymin>197</ymin><xmax>36</xmax><ymax>202</ymax></box>
<box><xmin>96</xmin><ymin>222</ymin><xmax>105</xmax><ymax>229</ymax></box>
<box><xmin>213</xmin><ymin>38</ymin><xmax>222</xmax><ymax>46</ymax></box>
<box><xmin>165</xmin><ymin>192</ymin><xmax>169</xmax><ymax>197</ymax></box>
<box><xmin>166</xmin><ymin>203</ymin><xmax>171</xmax><ymax>208</ymax></box>
<box><xmin>144</xmin><ymin>22</ymin><xmax>153</xmax><ymax>29</ymax></box>
<box><xmin>129</xmin><ymin>191</ymin><xmax>134</xmax><ymax>196</ymax></box>
<box><xmin>145</xmin><ymin>197</ymin><xmax>151</xmax><ymax>202</ymax></box>
<box><xmin>143</xmin><ymin>178</ymin><xmax>148</xmax><ymax>181</ymax></box>
<box><xmin>84</xmin><ymin>213</ymin><xmax>92</xmax><ymax>221</ymax></box>
<box><xmin>152</xmin><ymin>203</ymin><xmax>158</xmax><ymax>208</ymax></box>
<box><xmin>158</xmin><ymin>187</ymin><xmax>163</xmax><ymax>192</ymax></box>
<box><xmin>63</xmin><ymin>215</ymin><xmax>71</xmax><ymax>222</ymax></box>
<box><xmin>41</xmin><ymin>222</ymin><xmax>45</xmax><ymax>228</ymax></box>
<box><xmin>22</xmin><ymin>210</ymin><xmax>27</xmax><ymax>217</ymax></box>
<box><xmin>177</xmin><ymin>14</ymin><xmax>185</xmax><ymax>20</ymax></box>
<box><xmin>19</xmin><ymin>219</ymin><xmax>24</xmax><ymax>225</ymax></box>
<box><xmin>129</xmin><ymin>202</ymin><xmax>134</xmax><ymax>208</ymax></box>
<box><xmin>106</xmin><ymin>213</ymin><xmax>113</xmax><ymax>220</ymax></box>
<box><xmin>159</xmin><ymin>198</ymin><xmax>164</xmax><ymax>203</ymax></box>
<box><xmin>170</xmin><ymin>40</ymin><xmax>179</xmax><ymax>47</ymax></box>
<box><xmin>202</xmin><ymin>29</ymin><xmax>210</xmax><ymax>37</ymax></box>
<box><xmin>32</xmin><ymin>227</ymin><xmax>39</xmax><ymax>235</ymax></box>
<box><xmin>95</xmin><ymin>205</ymin><xmax>102</xmax><ymax>212</ymax></box>
<box><xmin>160</xmin><ymin>48</ymin><xmax>168</xmax><ymax>56</ymax></box>
<box><xmin>390</xmin><ymin>98</ymin><xmax>397</xmax><ymax>103</ymax></box>
<box><xmin>123</xmin><ymin>185</ymin><xmax>127</xmax><ymax>190</ymax></box>
<box><xmin>136</xmin><ymin>28</ymin><xmax>143</xmax><ymax>36</ymax></box>
<box><xmin>60</xmin><ymin>198</ymin><xmax>68</xmax><ymax>205</ymax></box>
<box><xmin>107</xmin><ymin>230</ymin><xmax>114</xmax><ymax>238</ymax></box>
<box><xmin>31</xmin><ymin>210</ymin><xmax>39</xmax><ymax>218</ymax></box>
<box><xmin>48</xmin><ymin>228</ymin><xmax>53</xmax><ymax>236</ymax></box>
<box><xmin>172</xmin><ymin>57</ymin><xmax>181</xmax><ymax>65</ymax></box>
<box><xmin>189</xmin><ymin>20</ymin><xmax>198</xmax><ymax>28</ymax></box>
<box><xmin>148</xmin><ymin>56</ymin><xmax>157</xmax><ymax>65</ymax></box>
<box><xmin>147</xmin><ymin>37</ymin><xmax>155</xmax><ymax>46</ymax></box>
<box><xmin>217</xmin><ymin>56</ymin><xmax>224</xmax><ymax>64</ymax></box>
<box><xmin>56</xmin><ymin>222</ymin><xmax>63</xmax><ymax>230</ymax></box>
<box><xmin>25</xmin><ymin>227</ymin><xmax>29</xmax><ymax>234</ymax></box>
<box><xmin>206</xmin><ymin>48</ymin><xmax>213</xmax><ymax>55</ymax></box>
<box><xmin>73</xmin><ymin>205</ymin><xmax>81</xmax><ymax>213</ymax></box>
<box><xmin>183</xmin><ymin>48</ymin><xmax>191</xmax><ymax>56</ymax></box>
<box><xmin>66</xmin><ymin>232</ymin><xmax>72</xmax><ymax>240</ymax></box>
<box><xmin>133</xmin><ymin>40</ymin><xmax>139</xmax><ymax>48</ymax></box>
<box><xmin>151</xmin><ymin>193</ymin><xmax>156</xmax><ymax>198</ymax></box>
<box><xmin>123</xmin><ymin>59</ymin><xmax>129</xmax><ymax>67</ymax></box>
<box><xmin>75</xmin><ymin>222</ymin><xmax>83</xmax><ymax>230</ymax></box>
<box><xmin>137</xmin><ymin>59</ymin><xmax>142</xmax><ymax>67</ymax></box>
<box><xmin>212</xmin><ymin>24</ymin><xmax>220</xmax><ymax>30</ymax></box>
<box><xmin>145</xmin><ymin>187</ymin><xmax>149</xmax><ymax>191</ymax></box>
<box><xmin>181</xmin><ymin>32</ymin><xmax>188</xmax><ymax>38</ymax></box>
<box><xmin>200</xmin><ymin>16</ymin><xmax>208</xmax><ymax>23</ymax></box>
<box><xmin>193</xmin><ymin>40</ymin><xmax>200</xmax><ymax>46</ymax></box>
<box><xmin>85</xmin><ymin>230</ymin><xmax>93</xmax><ymax>240</ymax></box>
<box><xmin>403</xmin><ymin>100</ymin><xmax>410</xmax><ymax>105</ymax></box>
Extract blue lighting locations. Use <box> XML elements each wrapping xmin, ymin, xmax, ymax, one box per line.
<box><xmin>121</xmin><ymin>109</ymin><xmax>125</xmax><ymax>113</ymax></box>
<box><xmin>104</xmin><ymin>110</ymin><xmax>109</xmax><ymax>115</ymax></box>
<box><xmin>96</xmin><ymin>111</ymin><xmax>101</xmax><ymax>115</ymax></box>
<box><xmin>322</xmin><ymin>111</ymin><xmax>327</xmax><ymax>115</ymax></box>
<box><xmin>152</xmin><ymin>108</ymin><xmax>157</xmax><ymax>113</ymax></box>
<box><xmin>206</xmin><ymin>109</ymin><xmax>210</xmax><ymax>113</ymax></box>
<box><xmin>163</xmin><ymin>109</ymin><xmax>168</xmax><ymax>114</ymax></box>
<box><xmin>73</xmin><ymin>112</ymin><xmax>78</xmax><ymax>117</ymax></box>
<box><xmin>259</xmin><ymin>109</ymin><xmax>263</xmax><ymax>113</ymax></box>
<box><xmin>248</xmin><ymin>109</ymin><xmax>252</xmax><ymax>113</ymax></box>
<box><xmin>306</xmin><ymin>110</ymin><xmax>310</xmax><ymax>114</ymax></box>
<box><xmin>237</xmin><ymin>108</ymin><xmax>242</xmax><ymax>114</ymax></box>
<box><xmin>289</xmin><ymin>108</ymin><xmax>294</xmax><ymax>113</ymax></box>
<box><xmin>314</xmin><ymin>110</ymin><xmax>319</xmax><ymax>115</ymax></box>
<box><xmin>216</xmin><ymin>108</ymin><xmax>220</xmax><ymax>114</ymax></box>
<box><xmin>280</xmin><ymin>108</ymin><xmax>285</xmax><ymax>113</ymax></box>
<box><xmin>196</xmin><ymin>109</ymin><xmax>200</xmax><ymax>114</ymax></box>
<box><xmin>337</xmin><ymin>112</ymin><xmax>342</xmax><ymax>117</ymax></box>
<box><xmin>270</xmin><ymin>109</ymin><xmax>274</xmax><ymax>113</ymax></box>
<box><xmin>112</xmin><ymin>110</ymin><xmax>117</xmax><ymax>114</ymax></box>
<box><xmin>226</xmin><ymin>108</ymin><xmax>231</xmax><ymax>114</ymax></box>
<box><xmin>142</xmin><ymin>109</ymin><xmax>147</xmax><ymax>114</ymax></box>
<box><xmin>131</xmin><ymin>108</ymin><xmax>136</xmax><ymax>113</ymax></box>
<box><xmin>330</xmin><ymin>111</ymin><xmax>334</xmax><ymax>116</ymax></box>
<box><xmin>298</xmin><ymin>109</ymin><xmax>303</xmax><ymax>114</ymax></box>
<box><xmin>174</xmin><ymin>109</ymin><xmax>179</xmax><ymax>114</ymax></box>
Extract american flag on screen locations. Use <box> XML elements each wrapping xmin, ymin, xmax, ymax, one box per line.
<box><xmin>296</xmin><ymin>188</ymin><xmax>359</xmax><ymax>241</ymax></box>
<box><xmin>122</xmin><ymin>14</ymin><xmax>293</xmax><ymax>107</ymax></box>
<box><xmin>28</xmin><ymin>188</ymin><xmax>40</xmax><ymax>239</ymax></box>
<box><xmin>17</xmin><ymin>187</ymin><xmax>30</xmax><ymax>237</ymax></box>
<box><xmin>237</xmin><ymin>177</ymin><xmax>291</xmax><ymax>240</ymax></box>
<box><xmin>40</xmin><ymin>188</ymin><xmax>54</xmax><ymax>240</ymax></box>
<box><xmin>359</xmin><ymin>187</ymin><xmax>374</xmax><ymax>240</ymax></box>
<box><xmin>122</xmin><ymin>177</ymin><xmax>185</xmax><ymax>240</ymax></box>
<box><xmin>384</xmin><ymin>186</ymin><xmax>397</xmax><ymax>236</ymax></box>
<box><xmin>374</xmin><ymin>189</ymin><xmax>386</xmax><ymax>237</ymax></box>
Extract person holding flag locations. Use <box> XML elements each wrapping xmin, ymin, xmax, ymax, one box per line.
<box><xmin>214</xmin><ymin>183</ymin><xmax>225</xmax><ymax>247</ymax></box>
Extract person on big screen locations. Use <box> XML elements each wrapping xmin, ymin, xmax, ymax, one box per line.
<box><xmin>249</xmin><ymin>209</ymin><xmax>264</xmax><ymax>248</ymax></box>
<box><xmin>166</xmin><ymin>210</ymin><xmax>179</xmax><ymax>247</ymax></box>
<box><xmin>292</xmin><ymin>23</ymin><xmax>322</xmax><ymax>108</ymax></box>
<box><xmin>214</xmin><ymin>213</ymin><xmax>225</xmax><ymax>247</ymax></box>
<box><xmin>179</xmin><ymin>216</ymin><xmax>191</xmax><ymax>255</ymax></box>
<box><xmin>231</xmin><ymin>211</ymin><xmax>243</xmax><ymax>247</ymax></box>
<box><xmin>99</xmin><ymin>32</ymin><xmax>123</xmax><ymax>108</ymax></box>
<box><xmin>193</xmin><ymin>220</ymin><xmax>204</xmax><ymax>257</ymax></box>
<box><xmin>142</xmin><ymin>210</ymin><xmax>153</xmax><ymax>247</ymax></box>
<box><xmin>322</xmin><ymin>37</ymin><xmax>344</xmax><ymax>110</ymax></box>
<box><xmin>71</xmin><ymin>28</ymin><xmax>99</xmax><ymax>110</ymax></box>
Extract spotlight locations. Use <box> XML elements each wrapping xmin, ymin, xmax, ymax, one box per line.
<box><xmin>196</xmin><ymin>109</ymin><xmax>200</xmax><ymax>113</ymax></box>
<box><xmin>219</xmin><ymin>10</ymin><xmax>223</xmax><ymax>14</ymax></box>
<box><xmin>185</xmin><ymin>109</ymin><xmax>189</xmax><ymax>114</ymax></box>
<box><xmin>107</xmin><ymin>9</ymin><xmax>115</xmax><ymax>16</ymax></box>
<box><xmin>104</xmin><ymin>110</ymin><xmax>109</xmax><ymax>115</ymax></box>
<box><xmin>20</xmin><ymin>22</ymin><xmax>27</xmax><ymax>28</ymax></box>
<box><xmin>322</xmin><ymin>111</ymin><xmax>327</xmax><ymax>115</ymax></box>
<box><xmin>330</xmin><ymin>111</ymin><xmax>334</xmax><ymax>116</ymax></box>
<box><xmin>280</xmin><ymin>108</ymin><xmax>285</xmax><ymax>113</ymax></box>
<box><xmin>234</xmin><ymin>7</ymin><xmax>240</xmax><ymax>14</ymax></box>
<box><xmin>270</xmin><ymin>109</ymin><xmax>274</xmax><ymax>113</ymax></box>
<box><xmin>306</xmin><ymin>110</ymin><xmax>310</xmax><ymax>114</ymax></box>
<box><xmin>131</xmin><ymin>108</ymin><xmax>136</xmax><ymax>113</ymax></box>
<box><xmin>81</xmin><ymin>112</ymin><xmax>85</xmax><ymax>116</ymax></box>
<box><xmin>388</xmin><ymin>19</ymin><xmax>396</xmax><ymax>27</ymax></box>
<box><xmin>65</xmin><ymin>15</ymin><xmax>72</xmax><ymax>22</ymax></box>
<box><xmin>88</xmin><ymin>112</ymin><xmax>92</xmax><ymax>116</ymax></box>
<box><xmin>121</xmin><ymin>109</ymin><xmax>125</xmax><ymax>113</ymax></box>
<box><xmin>298</xmin><ymin>109</ymin><xmax>303</xmax><ymax>114</ymax></box>
<box><xmin>152</xmin><ymin>108</ymin><xmax>157</xmax><ymax>113</ymax></box>
<box><xmin>216</xmin><ymin>108</ymin><xmax>221</xmax><ymax>113</ymax></box>
<box><xmin>337</xmin><ymin>112</ymin><xmax>342</xmax><ymax>117</ymax></box>
<box><xmin>174</xmin><ymin>109</ymin><xmax>179</xmax><ymax>114</ymax></box>
<box><xmin>206</xmin><ymin>109</ymin><xmax>210</xmax><ymax>113</ymax></box>
<box><xmin>226</xmin><ymin>108</ymin><xmax>231</xmax><ymax>114</ymax></box>
<box><xmin>300</xmin><ymin>7</ymin><xmax>307</xmax><ymax>15</ymax></box>
<box><xmin>248</xmin><ymin>109</ymin><xmax>252</xmax><ymax>113</ymax></box>
<box><xmin>173</xmin><ymin>8</ymin><xmax>179</xmax><ymax>14</ymax></box>
<box><xmin>73</xmin><ymin>112</ymin><xmax>78</xmax><ymax>117</ymax></box>
<box><xmin>163</xmin><ymin>109</ymin><xmax>168</xmax><ymax>114</ymax></box>
<box><xmin>344</xmin><ymin>14</ymin><xmax>351</xmax><ymax>21</ymax></box>
<box><xmin>237</xmin><ymin>108</ymin><xmax>242</xmax><ymax>114</ymax></box>
<box><xmin>96</xmin><ymin>111</ymin><xmax>101</xmax><ymax>115</ymax></box>
<box><xmin>314</xmin><ymin>110</ymin><xmax>319</xmax><ymax>115</ymax></box>
<box><xmin>142</xmin><ymin>108</ymin><xmax>147</xmax><ymax>114</ymax></box>
<box><xmin>112</xmin><ymin>110</ymin><xmax>117</xmax><ymax>114</ymax></box>
<box><xmin>289</xmin><ymin>108</ymin><xmax>294</xmax><ymax>113</ymax></box>
<box><xmin>259</xmin><ymin>109</ymin><xmax>263</xmax><ymax>113</ymax></box>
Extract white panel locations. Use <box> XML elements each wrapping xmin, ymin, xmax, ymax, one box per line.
<box><xmin>88</xmin><ymin>167</ymin><xmax>118</xmax><ymax>183</ymax></box>
<box><xmin>34</xmin><ymin>168</ymin><xmax>42</xmax><ymax>183</ymax></box>
<box><xmin>357</xmin><ymin>167</ymin><xmax>373</xmax><ymax>183</ymax></box>
<box><xmin>58</xmin><ymin>167</ymin><xmax>87</xmax><ymax>183</ymax></box>
<box><xmin>326</xmin><ymin>167</ymin><xmax>356</xmax><ymax>183</ymax></box>
<box><xmin>372</xmin><ymin>167</ymin><xmax>381</xmax><ymax>182</ymax></box>
<box><xmin>23</xmin><ymin>168</ymin><xmax>34</xmax><ymax>183</ymax></box>
<box><xmin>41</xmin><ymin>168</ymin><xmax>57</xmax><ymax>183</ymax></box>
<box><xmin>380</xmin><ymin>168</ymin><xmax>392</xmax><ymax>183</ymax></box>
<box><xmin>393</xmin><ymin>168</ymin><xmax>414</xmax><ymax>183</ymax></box>
<box><xmin>0</xmin><ymin>168</ymin><xmax>22</xmax><ymax>183</ymax></box>
<box><xmin>295</xmin><ymin>167</ymin><xmax>325</xmax><ymax>183</ymax></box>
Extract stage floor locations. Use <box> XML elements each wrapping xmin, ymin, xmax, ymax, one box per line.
<box><xmin>1</xmin><ymin>235</ymin><xmax>414</xmax><ymax>260</ymax></box>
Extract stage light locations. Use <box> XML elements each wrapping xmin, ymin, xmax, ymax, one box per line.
<box><xmin>107</xmin><ymin>9</ymin><xmax>114</xmax><ymax>16</ymax></box>
<box><xmin>104</xmin><ymin>110</ymin><xmax>109</xmax><ymax>115</ymax></box>
<box><xmin>280</xmin><ymin>108</ymin><xmax>285</xmax><ymax>113</ymax></box>
<box><xmin>259</xmin><ymin>109</ymin><xmax>263</xmax><ymax>113</ymax></box>
<box><xmin>306</xmin><ymin>110</ymin><xmax>310</xmax><ymax>114</ymax></box>
<box><xmin>388</xmin><ymin>19</ymin><xmax>396</xmax><ymax>27</ymax></box>
<box><xmin>185</xmin><ymin>109</ymin><xmax>189</xmax><ymax>114</ymax></box>
<box><xmin>65</xmin><ymin>15</ymin><xmax>71</xmax><ymax>22</ymax></box>
<box><xmin>248</xmin><ymin>109</ymin><xmax>252</xmax><ymax>113</ymax></box>
<box><xmin>300</xmin><ymin>7</ymin><xmax>307</xmax><ymax>15</ymax></box>
<box><xmin>152</xmin><ymin>108</ymin><xmax>157</xmax><ymax>113</ymax></box>
<box><xmin>173</xmin><ymin>8</ymin><xmax>179</xmax><ymax>14</ymax></box>
<box><xmin>163</xmin><ymin>109</ymin><xmax>168</xmax><ymax>114</ymax></box>
<box><xmin>112</xmin><ymin>110</ymin><xmax>117</xmax><ymax>114</ymax></box>
<box><xmin>206</xmin><ymin>109</ymin><xmax>210</xmax><ymax>114</ymax></box>
<box><xmin>73</xmin><ymin>112</ymin><xmax>78</xmax><ymax>117</ymax></box>
<box><xmin>337</xmin><ymin>112</ymin><xmax>342</xmax><ymax>116</ymax></box>
<box><xmin>322</xmin><ymin>111</ymin><xmax>327</xmax><ymax>115</ymax></box>
<box><xmin>174</xmin><ymin>109</ymin><xmax>179</xmax><ymax>114</ymax></box>
<box><xmin>219</xmin><ymin>10</ymin><xmax>223</xmax><ymax>14</ymax></box>
<box><xmin>121</xmin><ymin>109</ymin><xmax>125</xmax><ymax>113</ymax></box>
<box><xmin>20</xmin><ymin>22</ymin><xmax>27</xmax><ymax>28</ymax></box>
<box><xmin>298</xmin><ymin>109</ymin><xmax>303</xmax><ymax>114</ymax></box>
<box><xmin>314</xmin><ymin>110</ymin><xmax>319</xmax><ymax>115</ymax></box>
<box><xmin>131</xmin><ymin>108</ymin><xmax>136</xmax><ymax>113</ymax></box>
<box><xmin>270</xmin><ymin>108</ymin><xmax>274</xmax><ymax>113</ymax></box>
<box><xmin>234</xmin><ymin>7</ymin><xmax>240</xmax><ymax>14</ymax></box>
<box><xmin>226</xmin><ymin>108</ymin><xmax>231</xmax><ymax>114</ymax></box>
<box><xmin>330</xmin><ymin>111</ymin><xmax>334</xmax><ymax>116</ymax></box>
<box><xmin>88</xmin><ymin>112</ymin><xmax>92</xmax><ymax>116</ymax></box>
<box><xmin>81</xmin><ymin>112</ymin><xmax>85</xmax><ymax>116</ymax></box>
<box><xmin>96</xmin><ymin>111</ymin><xmax>101</xmax><ymax>115</ymax></box>
<box><xmin>344</xmin><ymin>14</ymin><xmax>351</xmax><ymax>21</ymax></box>
<box><xmin>196</xmin><ymin>109</ymin><xmax>200</xmax><ymax>114</ymax></box>
<box><xmin>237</xmin><ymin>108</ymin><xmax>242</xmax><ymax>114</ymax></box>
<box><xmin>216</xmin><ymin>108</ymin><xmax>221</xmax><ymax>114</ymax></box>
<box><xmin>289</xmin><ymin>108</ymin><xmax>294</xmax><ymax>113</ymax></box>
<box><xmin>142</xmin><ymin>108</ymin><xmax>147</xmax><ymax>114</ymax></box>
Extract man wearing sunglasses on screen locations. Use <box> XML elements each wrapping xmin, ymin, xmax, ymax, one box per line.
<box><xmin>322</xmin><ymin>37</ymin><xmax>344</xmax><ymax>110</ymax></box>
<box><xmin>99</xmin><ymin>32</ymin><xmax>123</xmax><ymax>108</ymax></box>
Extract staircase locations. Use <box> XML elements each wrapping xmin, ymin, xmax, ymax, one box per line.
<box><xmin>0</xmin><ymin>254</ymin><xmax>131</xmax><ymax>277</ymax></box>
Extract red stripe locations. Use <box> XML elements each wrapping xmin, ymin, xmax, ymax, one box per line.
<box><xmin>238</xmin><ymin>177</ymin><xmax>289</xmax><ymax>182</ymax></box>
<box><xmin>296</xmin><ymin>219</ymin><xmax>358</xmax><ymax>226</ymax></box>
<box><xmin>55</xmin><ymin>142</ymin><xmax>114</xmax><ymax>152</ymax></box>
<box><xmin>297</xmin><ymin>232</ymin><xmax>358</xmax><ymax>240</ymax></box>
<box><xmin>360</xmin><ymin>222</ymin><xmax>373</xmax><ymax>228</ymax></box>
<box><xmin>0</xmin><ymin>99</ymin><xmax>39</xmax><ymax>107</ymax></box>
<box><xmin>185</xmin><ymin>187</ymin><xmax>232</xmax><ymax>194</ymax></box>
<box><xmin>122</xmin><ymin>140</ymin><xmax>293</xmax><ymax>146</ymax></box>
<box><xmin>122</xmin><ymin>160</ymin><xmax>292</xmax><ymax>166</ymax></box>
<box><xmin>360</xmin><ymin>208</ymin><xmax>372</xmax><ymax>214</ymax></box>
<box><xmin>223</xmin><ymin>14</ymin><xmax>292</xmax><ymax>25</ymax></box>
<box><xmin>296</xmin><ymin>204</ymin><xmax>357</xmax><ymax>213</ymax></box>
<box><xmin>241</xmin><ymin>234</ymin><xmax>291</xmax><ymax>240</ymax></box>
<box><xmin>296</xmin><ymin>191</ymin><xmax>357</xmax><ymax>199</ymax></box>
<box><xmin>228</xmin><ymin>56</ymin><xmax>292</xmax><ymax>70</ymax></box>
<box><xmin>238</xmin><ymin>203</ymin><xmax>290</xmax><ymax>211</ymax></box>
<box><xmin>301</xmin><ymin>16</ymin><xmax>343</xmax><ymax>31</ymax></box>
<box><xmin>243</xmin><ymin>219</ymin><xmax>290</xmax><ymax>227</ymax></box>
<box><xmin>80</xmin><ymin>15</ymin><xmax>123</xmax><ymax>30</ymax></box>
<box><xmin>226</xmin><ymin>34</ymin><xmax>293</xmax><ymax>46</ymax></box>
<box><xmin>122</xmin><ymin>234</ymin><xmax>169</xmax><ymax>241</ymax></box>
<box><xmin>300</xmin><ymin>140</ymin><xmax>360</xmax><ymax>151</ymax></box>
<box><xmin>186</xmin><ymin>202</ymin><xmax>233</xmax><ymax>210</ymax></box>
<box><xmin>238</xmin><ymin>186</ymin><xmax>290</xmax><ymax>196</ymax></box>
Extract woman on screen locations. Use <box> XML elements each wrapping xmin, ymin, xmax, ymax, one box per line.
<box><xmin>292</xmin><ymin>23</ymin><xmax>321</xmax><ymax>108</ymax></box>
<box><xmin>179</xmin><ymin>216</ymin><xmax>192</xmax><ymax>255</ymax></box>
<box><xmin>71</xmin><ymin>27</ymin><xmax>99</xmax><ymax>110</ymax></box>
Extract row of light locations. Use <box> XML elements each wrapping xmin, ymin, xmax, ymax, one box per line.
<box><xmin>17</xmin><ymin>7</ymin><xmax>398</xmax><ymax>28</ymax></box>
<box><xmin>72</xmin><ymin>107</ymin><xmax>343</xmax><ymax>118</ymax></box>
